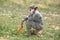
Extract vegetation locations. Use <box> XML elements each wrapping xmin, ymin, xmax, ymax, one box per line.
<box><xmin>0</xmin><ymin>0</ymin><xmax>60</xmax><ymax>40</ymax></box>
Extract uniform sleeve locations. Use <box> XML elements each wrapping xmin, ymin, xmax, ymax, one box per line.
<box><xmin>34</xmin><ymin>13</ymin><xmax>42</xmax><ymax>20</ymax></box>
<box><xmin>33</xmin><ymin>13</ymin><xmax>43</xmax><ymax>25</ymax></box>
<box><xmin>24</xmin><ymin>16</ymin><xmax>28</xmax><ymax>21</ymax></box>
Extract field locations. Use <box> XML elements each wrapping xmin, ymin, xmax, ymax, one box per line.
<box><xmin>0</xmin><ymin>0</ymin><xmax>60</xmax><ymax>40</ymax></box>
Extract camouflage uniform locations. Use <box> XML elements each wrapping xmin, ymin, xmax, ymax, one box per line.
<box><xmin>24</xmin><ymin>10</ymin><xmax>43</xmax><ymax>35</ymax></box>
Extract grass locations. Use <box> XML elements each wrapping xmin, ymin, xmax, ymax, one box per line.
<box><xmin>0</xmin><ymin>0</ymin><xmax>60</xmax><ymax>40</ymax></box>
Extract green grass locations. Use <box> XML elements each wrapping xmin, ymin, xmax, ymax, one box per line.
<box><xmin>0</xmin><ymin>0</ymin><xmax>60</xmax><ymax>40</ymax></box>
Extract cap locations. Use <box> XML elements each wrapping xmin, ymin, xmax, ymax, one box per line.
<box><xmin>29</xmin><ymin>4</ymin><xmax>38</xmax><ymax>9</ymax></box>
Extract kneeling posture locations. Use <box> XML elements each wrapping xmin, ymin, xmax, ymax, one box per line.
<box><xmin>21</xmin><ymin>4</ymin><xmax>43</xmax><ymax>36</ymax></box>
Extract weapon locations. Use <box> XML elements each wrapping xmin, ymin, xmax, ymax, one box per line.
<box><xmin>18</xmin><ymin>25</ymin><xmax>23</xmax><ymax>33</ymax></box>
<box><xmin>17</xmin><ymin>19</ymin><xmax>24</xmax><ymax>33</ymax></box>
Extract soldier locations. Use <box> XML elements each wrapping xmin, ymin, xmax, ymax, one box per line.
<box><xmin>21</xmin><ymin>4</ymin><xmax>43</xmax><ymax>37</ymax></box>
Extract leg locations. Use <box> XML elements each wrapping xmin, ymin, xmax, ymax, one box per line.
<box><xmin>33</xmin><ymin>24</ymin><xmax>43</xmax><ymax>36</ymax></box>
<box><xmin>25</xmin><ymin>21</ymin><xmax>32</xmax><ymax>36</ymax></box>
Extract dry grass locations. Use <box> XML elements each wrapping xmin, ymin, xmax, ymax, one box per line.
<box><xmin>0</xmin><ymin>0</ymin><xmax>60</xmax><ymax>40</ymax></box>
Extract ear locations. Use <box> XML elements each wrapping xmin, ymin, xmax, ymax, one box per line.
<box><xmin>35</xmin><ymin>7</ymin><xmax>38</xmax><ymax>10</ymax></box>
<box><xmin>36</xmin><ymin>7</ymin><xmax>38</xmax><ymax>9</ymax></box>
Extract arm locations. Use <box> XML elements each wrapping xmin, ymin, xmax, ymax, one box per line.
<box><xmin>21</xmin><ymin>16</ymin><xmax>28</xmax><ymax>25</ymax></box>
<box><xmin>33</xmin><ymin>13</ymin><xmax>43</xmax><ymax>25</ymax></box>
<box><xmin>33</xmin><ymin>13</ymin><xmax>41</xmax><ymax>21</ymax></box>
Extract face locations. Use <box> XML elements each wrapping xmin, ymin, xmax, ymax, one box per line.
<box><xmin>30</xmin><ymin>8</ymin><xmax>35</xmax><ymax>14</ymax></box>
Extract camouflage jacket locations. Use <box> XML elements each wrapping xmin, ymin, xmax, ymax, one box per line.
<box><xmin>24</xmin><ymin>10</ymin><xmax>43</xmax><ymax>25</ymax></box>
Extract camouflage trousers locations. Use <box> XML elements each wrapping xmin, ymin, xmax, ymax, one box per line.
<box><xmin>26</xmin><ymin>20</ymin><xmax>43</xmax><ymax>35</ymax></box>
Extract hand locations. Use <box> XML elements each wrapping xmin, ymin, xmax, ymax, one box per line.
<box><xmin>21</xmin><ymin>19</ymin><xmax>24</xmax><ymax>22</ymax></box>
<box><xmin>21</xmin><ymin>19</ymin><xmax>24</xmax><ymax>25</ymax></box>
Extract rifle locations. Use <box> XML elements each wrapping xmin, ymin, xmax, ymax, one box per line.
<box><xmin>18</xmin><ymin>25</ymin><xmax>23</xmax><ymax>33</ymax></box>
<box><xmin>18</xmin><ymin>20</ymin><xmax>24</xmax><ymax>33</ymax></box>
